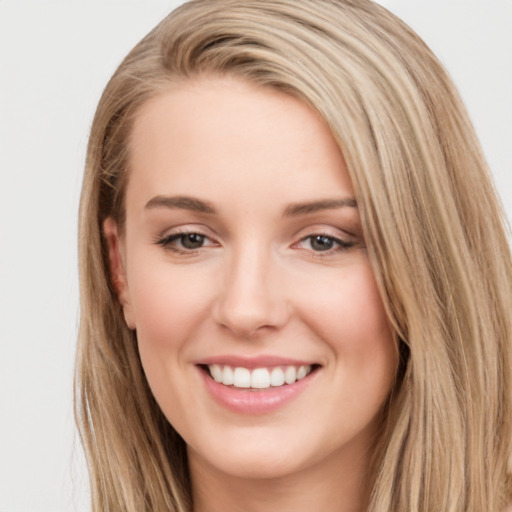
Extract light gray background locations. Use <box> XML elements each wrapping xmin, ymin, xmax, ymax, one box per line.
<box><xmin>0</xmin><ymin>1</ymin><xmax>510</xmax><ymax>511</ymax></box>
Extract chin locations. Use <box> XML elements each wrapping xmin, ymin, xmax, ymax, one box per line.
<box><xmin>204</xmin><ymin>450</ymin><xmax>307</xmax><ymax>480</ymax></box>
<box><xmin>187</xmin><ymin>425</ymin><xmax>330</xmax><ymax>482</ymax></box>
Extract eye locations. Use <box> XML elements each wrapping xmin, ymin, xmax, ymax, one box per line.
<box><xmin>156</xmin><ymin>231</ymin><xmax>217</xmax><ymax>253</ymax></box>
<box><xmin>176</xmin><ymin>233</ymin><xmax>207</xmax><ymax>249</ymax></box>
<box><xmin>308</xmin><ymin>235</ymin><xmax>337</xmax><ymax>252</ymax></box>
<box><xmin>297</xmin><ymin>234</ymin><xmax>353</xmax><ymax>253</ymax></box>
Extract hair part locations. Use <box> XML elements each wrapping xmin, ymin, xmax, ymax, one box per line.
<box><xmin>76</xmin><ymin>1</ymin><xmax>512</xmax><ymax>510</ymax></box>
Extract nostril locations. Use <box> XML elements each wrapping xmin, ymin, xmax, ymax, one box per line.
<box><xmin>212</xmin><ymin>265</ymin><xmax>290</xmax><ymax>336</ymax></box>
<box><xmin>214</xmin><ymin>303</ymin><xmax>289</xmax><ymax>339</ymax></box>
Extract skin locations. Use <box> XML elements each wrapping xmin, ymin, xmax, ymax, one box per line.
<box><xmin>104</xmin><ymin>76</ymin><xmax>397</xmax><ymax>512</ymax></box>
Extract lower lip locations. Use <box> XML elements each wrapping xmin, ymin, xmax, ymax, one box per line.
<box><xmin>198</xmin><ymin>367</ymin><xmax>318</xmax><ymax>414</ymax></box>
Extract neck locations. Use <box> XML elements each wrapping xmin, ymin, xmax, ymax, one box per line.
<box><xmin>189</xmin><ymin>445</ymin><xmax>371</xmax><ymax>512</ymax></box>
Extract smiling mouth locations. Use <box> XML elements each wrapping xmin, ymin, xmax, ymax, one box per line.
<box><xmin>199</xmin><ymin>364</ymin><xmax>320</xmax><ymax>390</ymax></box>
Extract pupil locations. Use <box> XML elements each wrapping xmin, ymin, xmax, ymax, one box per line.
<box><xmin>311</xmin><ymin>235</ymin><xmax>333</xmax><ymax>251</ymax></box>
<box><xmin>182</xmin><ymin>233</ymin><xmax>204</xmax><ymax>249</ymax></box>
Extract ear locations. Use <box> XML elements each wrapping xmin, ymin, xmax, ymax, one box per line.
<box><xmin>103</xmin><ymin>217</ymin><xmax>136</xmax><ymax>330</ymax></box>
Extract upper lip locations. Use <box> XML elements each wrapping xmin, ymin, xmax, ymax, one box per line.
<box><xmin>196</xmin><ymin>355</ymin><xmax>319</xmax><ymax>369</ymax></box>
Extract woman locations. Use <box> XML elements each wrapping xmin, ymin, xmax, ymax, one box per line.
<box><xmin>75</xmin><ymin>1</ymin><xmax>512</xmax><ymax>511</ymax></box>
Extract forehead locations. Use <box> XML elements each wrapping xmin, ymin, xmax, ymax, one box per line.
<box><xmin>126</xmin><ymin>76</ymin><xmax>354</xmax><ymax>212</ymax></box>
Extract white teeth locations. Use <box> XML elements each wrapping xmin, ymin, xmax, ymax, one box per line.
<box><xmin>210</xmin><ymin>364</ymin><xmax>223</xmax><ymax>382</ymax></box>
<box><xmin>233</xmin><ymin>367</ymin><xmax>251</xmax><ymax>388</ymax></box>
<box><xmin>284</xmin><ymin>366</ymin><xmax>296</xmax><ymax>384</ymax></box>
<box><xmin>297</xmin><ymin>365</ymin><xmax>308</xmax><ymax>380</ymax></box>
<box><xmin>222</xmin><ymin>365</ymin><xmax>234</xmax><ymax>385</ymax></box>
<box><xmin>207</xmin><ymin>364</ymin><xmax>313</xmax><ymax>389</ymax></box>
<box><xmin>270</xmin><ymin>367</ymin><xmax>285</xmax><ymax>386</ymax></box>
<box><xmin>251</xmin><ymin>368</ymin><xmax>271</xmax><ymax>389</ymax></box>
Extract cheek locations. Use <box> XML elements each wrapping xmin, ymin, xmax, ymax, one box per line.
<box><xmin>126</xmin><ymin>258</ymin><xmax>215</xmax><ymax>358</ymax></box>
<box><xmin>303</xmin><ymin>262</ymin><xmax>391</xmax><ymax>335</ymax></box>
<box><xmin>298</xmin><ymin>261</ymin><xmax>396</xmax><ymax>379</ymax></box>
<box><xmin>125</xmin><ymin>261</ymin><xmax>217</xmax><ymax>421</ymax></box>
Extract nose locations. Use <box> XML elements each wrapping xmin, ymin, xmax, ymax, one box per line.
<box><xmin>212</xmin><ymin>246</ymin><xmax>289</xmax><ymax>339</ymax></box>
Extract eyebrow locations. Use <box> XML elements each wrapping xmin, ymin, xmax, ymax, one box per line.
<box><xmin>283</xmin><ymin>198</ymin><xmax>357</xmax><ymax>217</ymax></box>
<box><xmin>145</xmin><ymin>195</ymin><xmax>216</xmax><ymax>214</ymax></box>
<box><xmin>144</xmin><ymin>195</ymin><xmax>357</xmax><ymax>217</ymax></box>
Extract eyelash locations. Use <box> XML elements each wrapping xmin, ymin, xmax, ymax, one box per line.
<box><xmin>156</xmin><ymin>231</ymin><xmax>216</xmax><ymax>255</ymax></box>
<box><xmin>155</xmin><ymin>230</ymin><xmax>355</xmax><ymax>256</ymax></box>
<box><xmin>294</xmin><ymin>234</ymin><xmax>354</xmax><ymax>254</ymax></box>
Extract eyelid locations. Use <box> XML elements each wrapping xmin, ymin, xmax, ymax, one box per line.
<box><xmin>153</xmin><ymin>224</ymin><xmax>360</xmax><ymax>255</ymax></box>
<box><xmin>156</xmin><ymin>223</ymin><xmax>216</xmax><ymax>240</ymax></box>
<box><xmin>289</xmin><ymin>224</ymin><xmax>359</xmax><ymax>254</ymax></box>
<box><xmin>294</xmin><ymin>234</ymin><xmax>353</xmax><ymax>250</ymax></box>
<box><xmin>292</xmin><ymin>224</ymin><xmax>355</xmax><ymax>241</ymax></box>
<box><xmin>154</xmin><ymin>225</ymin><xmax>220</xmax><ymax>253</ymax></box>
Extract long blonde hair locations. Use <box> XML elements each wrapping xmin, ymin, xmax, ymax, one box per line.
<box><xmin>76</xmin><ymin>1</ymin><xmax>512</xmax><ymax>510</ymax></box>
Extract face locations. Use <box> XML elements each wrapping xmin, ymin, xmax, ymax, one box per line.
<box><xmin>106</xmin><ymin>77</ymin><xmax>397</xmax><ymax>482</ymax></box>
